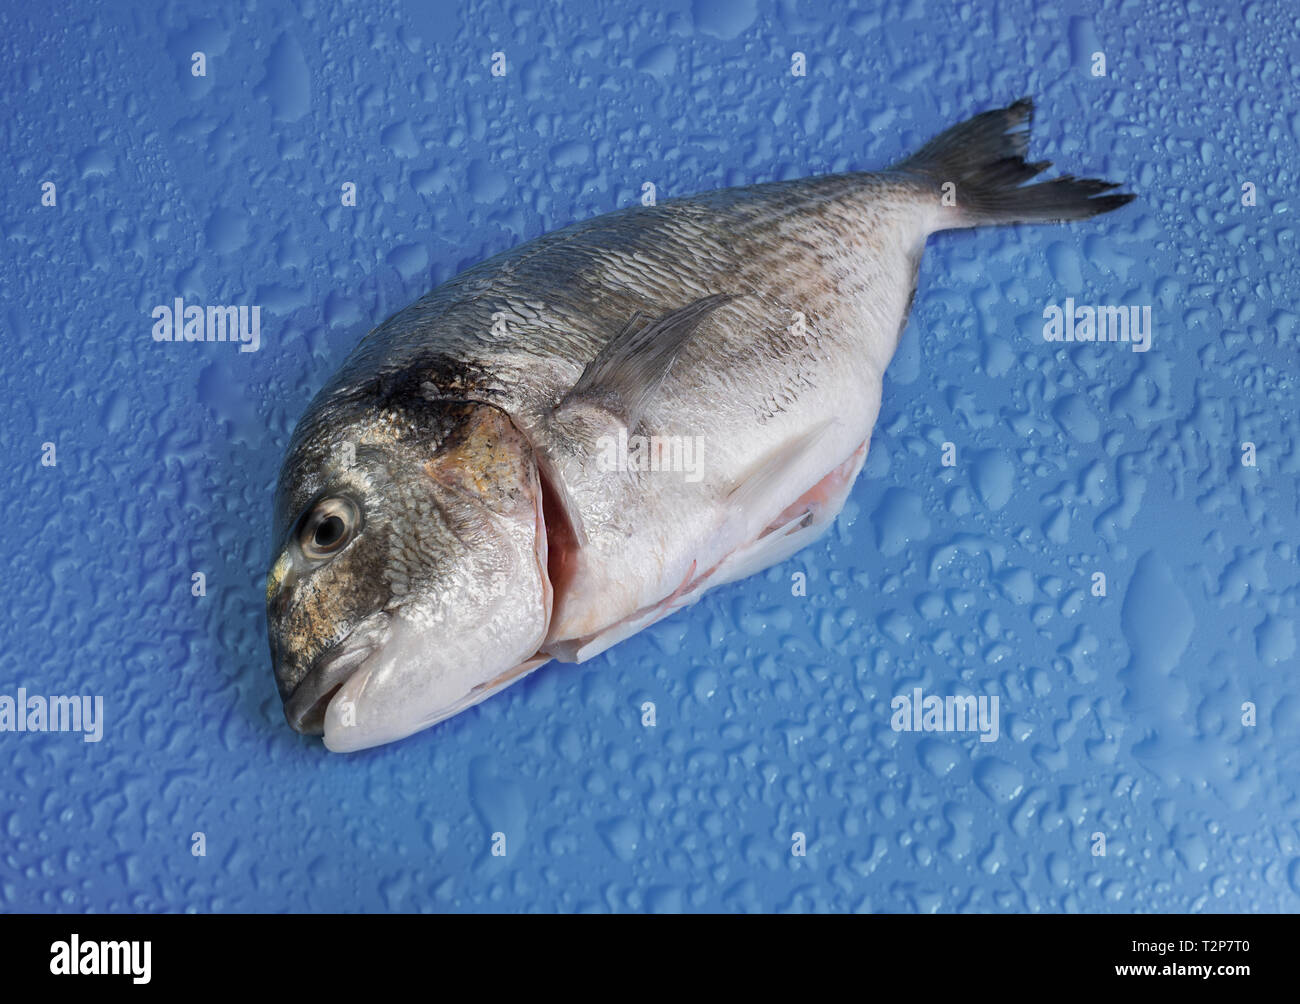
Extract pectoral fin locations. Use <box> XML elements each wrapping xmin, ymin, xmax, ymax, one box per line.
<box><xmin>555</xmin><ymin>292</ymin><xmax>737</xmax><ymax>431</ymax></box>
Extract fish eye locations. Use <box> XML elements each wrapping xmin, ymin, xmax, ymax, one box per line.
<box><xmin>298</xmin><ymin>496</ymin><xmax>359</xmax><ymax>560</ymax></box>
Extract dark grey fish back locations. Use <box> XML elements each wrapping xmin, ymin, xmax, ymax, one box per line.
<box><xmin>317</xmin><ymin>172</ymin><xmax>895</xmax><ymax>407</ymax></box>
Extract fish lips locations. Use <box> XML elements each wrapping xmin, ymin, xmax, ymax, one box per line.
<box><xmin>282</xmin><ymin>615</ymin><xmax>389</xmax><ymax>736</ymax></box>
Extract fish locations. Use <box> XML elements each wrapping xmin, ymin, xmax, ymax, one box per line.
<box><xmin>266</xmin><ymin>98</ymin><xmax>1133</xmax><ymax>752</ymax></box>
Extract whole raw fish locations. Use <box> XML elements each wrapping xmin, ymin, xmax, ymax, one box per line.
<box><xmin>266</xmin><ymin>99</ymin><xmax>1132</xmax><ymax>751</ymax></box>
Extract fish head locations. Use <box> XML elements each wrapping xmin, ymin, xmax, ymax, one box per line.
<box><xmin>266</xmin><ymin>394</ymin><xmax>552</xmax><ymax>752</ymax></box>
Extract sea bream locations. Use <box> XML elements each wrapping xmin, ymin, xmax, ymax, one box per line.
<box><xmin>266</xmin><ymin>99</ymin><xmax>1133</xmax><ymax>752</ymax></box>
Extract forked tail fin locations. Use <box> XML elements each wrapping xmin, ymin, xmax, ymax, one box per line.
<box><xmin>893</xmin><ymin>97</ymin><xmax>1135</xmax><ymax>227</ymax></box>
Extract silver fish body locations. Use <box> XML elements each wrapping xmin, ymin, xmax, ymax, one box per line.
<box><xmin>266</xmin><ymin>99</ymin><xmax>1132</xmax><ymax>751</ymax></box>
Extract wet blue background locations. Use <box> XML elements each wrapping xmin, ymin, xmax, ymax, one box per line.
<box><xmin>2</xmin><ymin>0</ymin><xmax>1298</xmax><ymax>912</ymax></box>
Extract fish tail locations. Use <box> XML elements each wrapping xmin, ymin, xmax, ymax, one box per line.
<box><xmin>892</xmin><ymin>97</ymin><xmax>1135</xmax><ymax>227</ymax></box>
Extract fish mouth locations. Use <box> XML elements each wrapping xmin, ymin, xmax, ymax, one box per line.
<box><xmin>283</xmin><ymin>615</ymin><xmax>389</xmax><ymax>736</ymax></box>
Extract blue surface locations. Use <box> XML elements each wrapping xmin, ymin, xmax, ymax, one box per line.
<box><xmin>2</xmin><ymin>0</ymin><xmax>1298</xmax><ymax>913</ymax></box>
